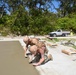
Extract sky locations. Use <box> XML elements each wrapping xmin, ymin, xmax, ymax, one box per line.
<box><xmin>50</xmin><ymin>1</ymin><xmax>60</xmax><ymax>13</ymax></box>
<box><xmin>0</xmin><ymin>0</ymin><xmax>60</xmax><ymax>14</ymax></box>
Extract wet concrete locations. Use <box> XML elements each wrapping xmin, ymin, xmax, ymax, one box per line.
<box><xmin>0</xmin><ymin>41</ymin><xmax>39</xmax><ymax>75</ymax></box>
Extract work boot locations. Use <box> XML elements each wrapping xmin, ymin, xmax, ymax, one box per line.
<box><xmin>44</xmin><ymin>54</ymin><xmax>53</xmax><ymax>63</ymax></box>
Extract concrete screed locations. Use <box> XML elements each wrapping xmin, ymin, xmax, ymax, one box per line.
<box><xmin>0</xmin><ymin>36</ymin><xmax>76</xmax><ymax>75</ymax></box>
<box><xmin>0</xmin><ymin>41</ymin><xmax>39</xmax><ymax>75</ymax></box>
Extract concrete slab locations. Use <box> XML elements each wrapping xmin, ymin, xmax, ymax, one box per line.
<box><xmin>0</xmin><ymin>41</ymin><xmax>39</xmax><ymax>75</ymax></box>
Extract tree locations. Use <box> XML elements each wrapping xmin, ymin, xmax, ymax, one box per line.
<box><xmin>57</xmin><ymin>0</ymin><xmax>76</xmax><ymax>17</ymax></box>
<box><xmin>0</xmin><ymin>1</ymin><xmax>7</xmax><ymax>18</ymax></box>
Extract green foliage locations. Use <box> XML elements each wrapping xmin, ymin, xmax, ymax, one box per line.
<box><xmin>57</xmin><ymin>0</ymin><xmax>76</xmax><ymax>17</ymax></box>
<box><xmin>56</xmin><ymin>17</ymin><xmax>70</xmax><ymax>30</ymax></box>
<box><xmin>0</xmin><ymin>0</ymin><xmax>76</xmax><ymax>36</ymax></box>
<box><xmin>56</xmin><ymin>14</ymin><xmax>76</xmax><ymax>33</ymax></box>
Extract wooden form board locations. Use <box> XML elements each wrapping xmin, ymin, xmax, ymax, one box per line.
<box><xmin>62</xmin><ymin>49</ymin><xmax>76</xmax><ymax>55</ymax></box>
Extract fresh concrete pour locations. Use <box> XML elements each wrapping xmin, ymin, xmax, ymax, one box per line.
<box><xmin>0</xmin><ymin>41</ymin><xmax>39</xmax><ymax>75</ymax></box>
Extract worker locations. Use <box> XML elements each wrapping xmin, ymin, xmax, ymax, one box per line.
<box><xmin>23</xmin><ymin>36</ymin><xmax>39</xmax><ymax>58</ymax></box>
<box><xmin>29</xmin><ymin>41</ymin><xmax>53</xmax><ymax>66</ymax></box>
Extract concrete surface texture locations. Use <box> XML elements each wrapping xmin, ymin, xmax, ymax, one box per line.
<box><xmin>0</xmin><ymin>41</ymin><xmax>39</xmax><ymax>75</ymax></box>
<box><xmin>35</xmin><ymin>42</ymin><xmax>76</xmax><ymax>75</ymax></box>
<box><xmin>0</xmin><ymin>36</ymin><xmax>76</xmax><ymax>75</ymax></box>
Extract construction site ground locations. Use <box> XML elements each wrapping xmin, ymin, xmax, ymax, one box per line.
<box><xmin>0</xmin><ymin>36</ymin><xmax>76</xmax><ymax>75</ymax></box>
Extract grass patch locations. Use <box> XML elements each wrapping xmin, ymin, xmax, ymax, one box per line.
<box><xmin>72</xmin><ymin>46</ymin><xmax>76</xmax><ymax>49</ymax></box>
<box><xmin>58</xmin><ymin>38</ymin><xmax>76</xmax><ymax>49</ymax></box>
<box><xmin>42</xmin><ymin>38</ymin><xmax>59</xmax><ymax>43</ymax></box>
<box><xmin>42</xmin><ymin>37</ymin><xmax>76</xmax><ymax>49</ymax></box>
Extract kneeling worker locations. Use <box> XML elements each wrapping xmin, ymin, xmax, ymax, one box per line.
<box><xmin>29</xmin><ymin>41</ymin><xmax>53</xmax><ymax>66</ymax></box>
